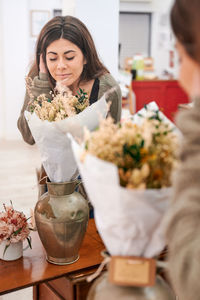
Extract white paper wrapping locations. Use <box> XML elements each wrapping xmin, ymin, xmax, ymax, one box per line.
<box><xmin>131</xmin><ymin>101</ymin><xmax>180</xmax><ymax>133</ymax></box>
<box><xmin>70</xmin><ymin>137</ymin><xmax>172</xmax><ymax>258</ymax></box>
<box><xmin>25</xmin><ymin>94</ymin><xmax>107</xmax><ymax>182</ymax></box>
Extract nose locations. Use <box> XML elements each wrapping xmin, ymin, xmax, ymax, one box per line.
<box><xmin>57</xmin><ymin>58</ymin><xmax>67</xmax><ymax>69</ymax></box>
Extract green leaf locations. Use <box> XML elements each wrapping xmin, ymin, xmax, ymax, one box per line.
<box><xmin>3</xmin><ymin>244</ymin><xmax>9</xmax><ymax>257</ymax></box>
<box><xmin>78</xmin><ymin>96</ymin><xmax>84</xmax><ymax>103</ymax></box>
<box><xmin>148</xmin><ymin>110</ymin><xmax>162</xmax><ymax>122</ymax></box>
<box><xmin>123</xmin><ymin>143</ymin><xmax>142</xmax><ymax>163</ymax></box>
<box><xmin>137</xmin><ymin>113</ymin><xmax>143</xmax><ymax>118</ymax></box>
<box><xmin>27</xmin><ymin>237</ymin><xmax>32</xmax><ymax>249</ymax></box>
<box><xmin>13</xmin><ymin>228</ymin><xmax>22</xmax><ymax>236</ymax></box>
<box><xmin>75</xmin><ymin>107</ymin><xmax>81</xmax><ymax>114</ymax></box>
<box><xmin>140</xmin><ymin>139</ymin><xmax>144</xmax><ymax>148</ymax></box>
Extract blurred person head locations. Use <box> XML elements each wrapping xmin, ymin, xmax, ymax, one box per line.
<box><xmin>171</xmin><ymin>0</ymin><xmax>200</xmax><ymax>96</ymax></box>
<box><xmin>29</xmin><ymin>15</ymin><xmax>108</xmax><ymax>90</ymax></box>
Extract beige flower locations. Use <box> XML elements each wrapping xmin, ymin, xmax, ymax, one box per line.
<box><xmin>82</xmin><ymin>111</ymin><xmax>179</xmax><ymax>189</ymax></box>
<box><xmin>26</xmin><ymin>77</ymin><xmax>89</xmax><ymax>121</ymax></box>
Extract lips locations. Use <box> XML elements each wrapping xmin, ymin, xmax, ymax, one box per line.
<box><xmin>56</xmin><ymin>74</ymin><xmax>71</xmax><ymax>78</ymax></box>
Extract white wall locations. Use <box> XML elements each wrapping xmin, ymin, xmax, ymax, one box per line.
<box><xmin>120</xmin><ymin>0</ymin><xmax>173</xmax><ymax>13</ymax></box>
<box><xmin>28</xmin><ymin>0</ymin><xmax>62</xmax><ymax>67</ymax></box>
<box><xmin>0</xmin><ymin>0</ymin><xmax>29</xmax><ymax>140</ymax></box>
<box><xmin>0</xmin><ymin>0</ymin><xmax>5</xmax><ymax>139</ymax></box>
<box><xmin>29</xmin><ymin>0</ymin><xmax>62</xmax><ymax>10</ymax></box>
<box><xmin>0</xmin><ymin>0</ymin><xmax>62</xmax><ymax>140</ymax></box>
<box><xmin>120</xmin><ymin>0</ymin><xmax>175</xmax><ymax>78</ymax></box>
<box><xmin>151</xmin><ymin>0</ymin><xmax>176</xmax><ymax>78</ymax></box>
<box><xmin>75</xmin><ymin>0</ymin><xmax>119</xmax><ymax>79</ymax></box>
<box><xmin>62</xmin><ymin>0</ymin><xmax>119</xmax><ymax>79</ymax></box>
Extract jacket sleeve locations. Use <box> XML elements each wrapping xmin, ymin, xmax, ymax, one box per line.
<box><xmin>17</xmin><ymin>73</ymin><xmax>52</xmax><ymax>145</ymax></box>
<box><xmin>166</xmin><ymin>97</ymin><xmax>200</xmax><ymax>300</ymax></box>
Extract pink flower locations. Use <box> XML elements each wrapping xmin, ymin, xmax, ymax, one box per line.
<box><xmin>0</xmin><ymin>223</ymin><xmax>12</xmax><ymax>241</ymax></box>
<box><xmin>0</xmin><ymin>203</ymin><xmax>31</xmax><ymax>245</ymax></box>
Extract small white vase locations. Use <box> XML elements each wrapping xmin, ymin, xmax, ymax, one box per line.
<box><xmin>0</xmin><ymin>241</ymin><xmax>23</xmax><ymax>261</ymax></box>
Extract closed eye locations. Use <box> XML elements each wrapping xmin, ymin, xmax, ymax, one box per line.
<box><xmin>66</xmin><ymin>57</ymin><xmax>74</xmax><ymax>61</ymax></box>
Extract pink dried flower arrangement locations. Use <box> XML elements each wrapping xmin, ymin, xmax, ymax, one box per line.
<box><xmin>0</xmin><ymin>202</ymin><xmax>32</xmax><ymax>255</ymax></box>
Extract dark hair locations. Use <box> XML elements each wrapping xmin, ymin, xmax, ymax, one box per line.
<box><xmin>170</xmin><ymin>0</ymin><xmax>200</xmax><ymax>63</ymax></box>
<box><xmin>29</xmin><ymin>16</ymin><xmax>108</xmax><ymax>88</ymax></box>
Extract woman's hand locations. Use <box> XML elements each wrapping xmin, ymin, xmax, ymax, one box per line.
<box><xmin>39</xmin><ymin>54</ymin><xmax>47</xmax><ymax>74</ymax></box>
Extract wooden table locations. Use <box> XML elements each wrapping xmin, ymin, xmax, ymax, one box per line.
<box><xmin>0</xmin><ymin>219</ymin><xmax>105</xmax><ymax>300</ymax></box>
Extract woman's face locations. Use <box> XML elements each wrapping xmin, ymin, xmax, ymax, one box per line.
<box><xmin>176</xmin><ymin>41</ymin><xmax>200</xmax><ymax>97</ymax></box>
<box><xmin>46</xmin><ymin>38</ymin><xmax>86</xmax><ymax>89</ymax></box>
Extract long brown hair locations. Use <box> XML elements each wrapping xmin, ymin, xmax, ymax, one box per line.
<box><xmin>171</xmin><ymin>0</ymin><xmax>200</xmax><ymax>63</ymax></box>
<box><xmin>29</xmin><ymin>16</ymin><xmax>109</xmax><ymax>88</ymax></box>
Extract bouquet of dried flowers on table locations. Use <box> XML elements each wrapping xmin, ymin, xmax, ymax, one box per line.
<box><xmin>25</xmin><ymin>78</ymin><xmax>108</xmax><ymax>183</ymax></box>
<box><xmin>0</xmin><ymin>202</ymin><xmax>32</xmax><ymax>256</ymax></box>
<box><xmin>70</xmin><ymin>102</ymin><xmax>179</xmax><ymax>258</ymax></box>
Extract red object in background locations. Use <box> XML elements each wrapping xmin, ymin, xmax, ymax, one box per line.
<box><xmin>132</xmin><ymin>80</ymin><xmax>189</xmax><ymax>122</ymax></box>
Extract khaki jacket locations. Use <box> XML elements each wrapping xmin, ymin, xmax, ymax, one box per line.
<box><xmin>166</xmin><ymin>97</ymin><xmax>200</xmax><ymax>300</ymax></box>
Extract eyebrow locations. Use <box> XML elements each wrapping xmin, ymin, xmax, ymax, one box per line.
<box><xmin>47</xmin><ymin>50</ymin><xmax>76</xmax><ymax>55</ymax></box>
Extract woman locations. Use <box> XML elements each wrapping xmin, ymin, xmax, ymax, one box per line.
<box><xmin>18</xmin><ymin>15</ymin><xmax>121</xmax><ymax>145</ymax></box>
<box><xmin>166</xmin><ymin>1</ymin><xmax>200</xmax><ymax>299</ymax></box>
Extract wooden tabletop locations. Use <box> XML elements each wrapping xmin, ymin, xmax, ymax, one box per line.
<box><xmin>0</xmin><ymin>219</ymin><xmax>105</xmax><ymax>296</ymax></box>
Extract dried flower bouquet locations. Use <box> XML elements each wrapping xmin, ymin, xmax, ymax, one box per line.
<box><xmin>26</xmin><ymin>77</ymin><xmax>89</xmax><ymax>121</ymax></box>
<box><xmin>82</xmin><ymin>106</ymin><xmax>178</xmax><ymax>189</ymax></box>
<box><xmin>70</xmin><ymin>102</ymin><xmax>180</xmax><ymax>257</ymax></box>
<box><xmin>25</xmin><ymin>79</ymin><xmax>108</xmax><ymax>182</ymax></box>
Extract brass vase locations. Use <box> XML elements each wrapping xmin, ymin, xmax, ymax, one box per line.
<box><xmin>34</xmin><ymin>179</ymin><xmax>89</xmax><ymax>265</ymax></box>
